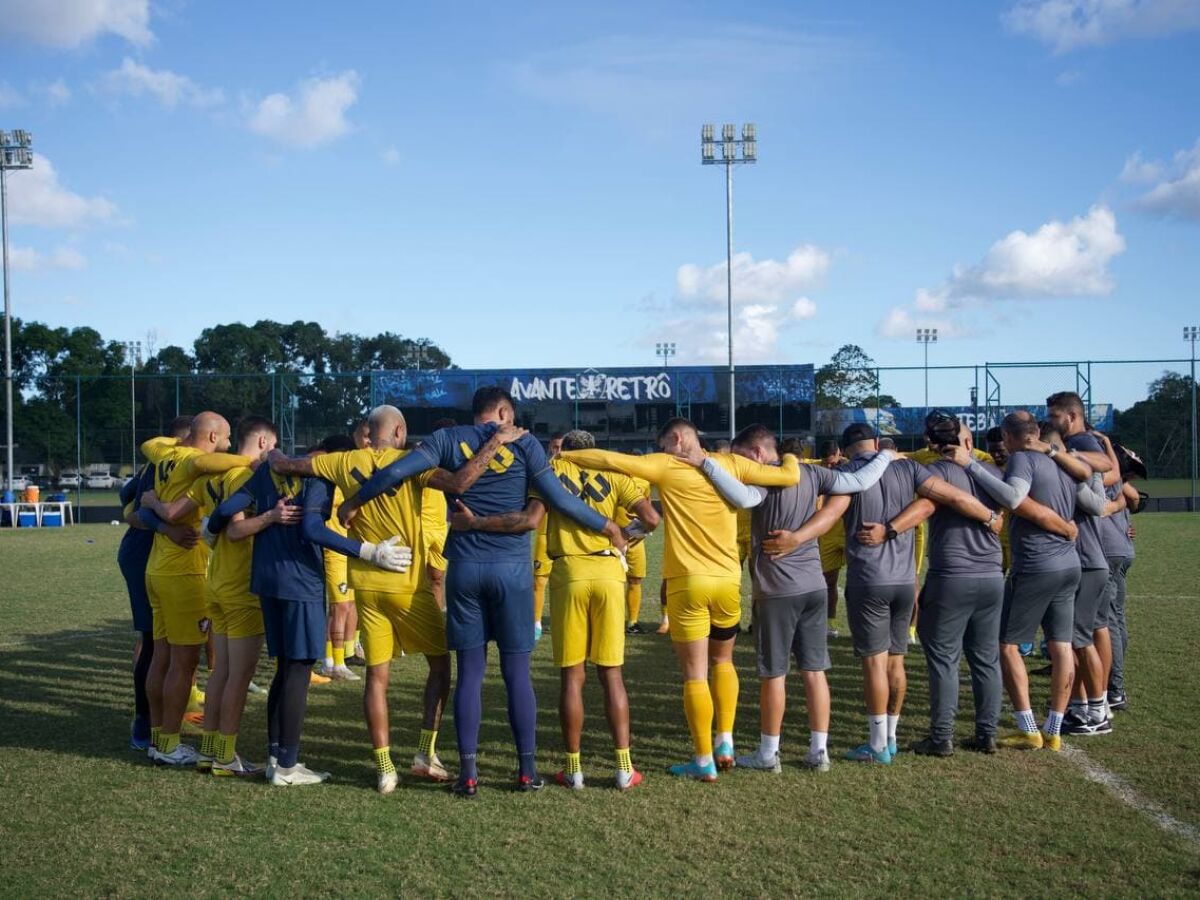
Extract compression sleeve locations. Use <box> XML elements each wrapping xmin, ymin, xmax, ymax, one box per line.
<box><xmin>530</xmin><ymin>465</ymin><xmax>611</xmax><ymax>532</ymax></box>
<box><xmin>1075</xmin><ymin>472</ymin><xmax>1107</xmax><ymax>516</ymax></box>
<box><xmin>966</xmin><ymin>459</ymin><xmax>1029</xmax><ymax>508</ymax></box>
<box><xmin>700</xmin><ymin>457</ymin><xmax>767</xmax><ymax>508</ymax></box>
<box><xmin>300</xmin><ymin>478</ymin><xmax>364</xmax><ymax>557</ymax></box>
<box><xmin>355</xmin><ymin>442</ymin><xmax>440</xmax><ymax>503</ymax></box>
<box><xmin>828</xmin><ymin>450</ymin><xmax>896</xmax><ymax>494</ymax></box>
<box><xmin>136</xmin><ymin>506</ymin><xmax>169</xmax><ymax>533</ymax></box>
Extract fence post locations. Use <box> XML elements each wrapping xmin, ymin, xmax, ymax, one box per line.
<box><xmin>75</xmin><ymin>374</ymin><xmax>82</xmax><ymax>511</ymax></box>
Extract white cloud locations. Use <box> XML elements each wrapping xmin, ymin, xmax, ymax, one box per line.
<box><xmin>652</xmin><ymin>245</ymin><xmax>829</xmax><ymax>363</ymax></box>
<box><xmin>1004</xmin><ymin>0</ymin><xmax>1200</xmax><ymax>52</ymax></box>
<box><xmin>40</xmin><ymin>78</ymin><xmax>72</xmax><ymax>106</ymax></box>
<box><xmin>879</xmin><ymin>205</ymin><xmax>1125</xmax><ymax>337</ymax></box>
<box><xmin>381</xmin><ymin>146</ymin><xmax>401</xmax><ymax>166</ymax></box>
<box><xmin>7</xmin><ymin>156</ymin><xmax>118</xmax><ymax>228</ymax></box>
<box><xmin>1121</xmin><ymin>139</ymin><xmax>1200</xmax><ymax>220</ymax></box>
<box><xmin>246</xmin><ymin>71</ymin><xmax>360</xmax><ymax>148</ymax></box>
<box><xmin>10</xmin><ymin>245</ymin><xmax>87</xmax><ymax>271</ymax></box>
<box><xmin>0</xmin><ymin>0</ymin><xmax>152</xmax><ymax>48</ymax></box>
<box><xmin>101</xmin><ymin>58</ymin><xmax>223</xmax><ymax>108</ymax></box>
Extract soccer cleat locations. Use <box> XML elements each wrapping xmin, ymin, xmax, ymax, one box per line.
<box><xmin>667</xmin><ymin>759</ymin><xmax>719</xmax><ymax>782</ymax></box>
<box><xmin>450</xmin><ymin>777</ymin><xmax>478</xmax><ymax>798</ymax></box>
<box><xmin>517</xmin><ymin>773</ymin><xmax>545</xmax><ymax>792</ymax></box>
<box><xmin>344</xmin><ymin>654</ymin><xmax>367</xmax><ymax>667</ymax></box>
<box><xmin>888</xmin><ymin>740</ymin><xmax>899</xmax><ymax>758</ymax></box>
<box><xmin>1018</xmin><ymin>642</ymin><xmax>1034</xmax><ymax>657</ymax></box>
<box><xmin>826</xmin><ymin>626</ymin><xmax>840</xmax><ymax>639</ymax></box>
<box><xmin>153</xmin><ymin>743</ymin><xmax>200</xmax><ymax>767</ymax></box>
<box><xmin>129</xmin><ymin>723</ymin><xmax>150</xmax><ymax>753</ymax></box>
<box><xmin>801</xmin><ymin>748</ymin><xmax>831</xmax><ymax>772</ymax></box>
<box><xmin>734</xmin><ymin>751</ymin><xmax>782</xmax><ymax>773</ymax></box>
<box><xmin>212</xmin><ymin>755</ymin><xmax>264</xmax><ymax>778</ymax></box>
<box><xmin>270</xmin><ymin>762</ymin><xmax>331</xmax><ymax>786</ymax></box>
<box><xmin>555</xmin><ymin>769</ymin><xmax>585</xmax><ymax>790</ymax></box>
<box><xmin>1062</xmin><ymin>712</ymin><xmax>1098</xmax><ymax>736</ymax></box>
<box><xmin>714</xmin><ymin>741</ymin><xmax>736</xmax><ymax>771</ymax></box>
<box><xmin>314</xmin><ymin>661</ymin><xmax>332</xmax><ymax>677</ymax></box>
<box><xmin>912</xmin><ymin>737</ymin><xmax>954</xmax><ymax>757</ymax></box>
<box><xmin>1042</xmin><ymin>731</ymin><xmax>1062</xmax><ymax>752</ymax></box>
<box><xmin>377</xmin><ymin>771</ymin><xmax>399</xmax><ymax>795</ymax></box>
<box><xmin>310</xmin><ymin>671</ymin><xmax>331</xmax><ymax>685</ymax></box>
<box><xmin>844</xmin><ymin>743</ymin><xmax>893</xmax><ymax>764</ymax></box>
<box><xmin>330</xmin><ymin>664</ymin><xmax>360</xmax><ymax>681</ymax></box>
<box><xmin>963</xmin><ymin>735</ymin><xmax>999</xmax><ymax>754</ymax></box>
<box><xmin>265</xmin><ymin>755</ymin><xmax>278</xmax><ymax>781</ymax></box>
<box><xmin>998</xmin><ymin>730</ymin><xmax>1044</xmax><ymax>750</ymax></box>
<box><xmin>625</xmin><ymin>622</ymin><xmax>645</xmax><ymax>635</ymax></box>
<box><xmin>247</xmin><ymin>680</ymin><xmax>265</xmax><ymax>695</ymax></box>
<box><xmin>411</xmin><ymin>752</ymin><xmax>451</xmax><ymax>782</ymax></box>
<box><xmin>533</xmin><ymin>622</ymin><xmax>543</xmax><ymax>642</ymax></box>
<box><xmin>1088</xmin><ymin>716</ymin><xmax>1113</xmax><ymax>735</ymax></box>
<box><xmin>1107</xmin><ymin>689</ymin><xmax>1127</xmax><ymax>710</ymax></box>
<box><xmin>615</xmin><ymin>768</ymin><xmax>643</xmax><ymax>791</ymax></box>
<box><xmin>195</xmin><ymin>753</ymin><xmax>214</xmax><ymax>774</ymax></box>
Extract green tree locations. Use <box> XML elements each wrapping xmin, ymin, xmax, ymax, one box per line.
<box><xmin>814</xmin><ymin>344</ymin><xmax>900</xmax><ymax>409</ymax></box>
<box><xmin>1114</xmin><ymin>371</ymin><xmax>1199</xmax><ymax>479</ymax></box>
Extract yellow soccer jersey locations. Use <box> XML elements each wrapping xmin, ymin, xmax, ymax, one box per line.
<box><xmin>191</xmin><ymin>466</ymin><xmax>255</xmax><ymax>601</ymax></box>
<box><xmin>309</xmin><ymin>448</ymin><xmax>436</xmax><ymax>594</ymax></box>
<box><xmin>614</xmin><ymin>476</ymin><xmax>651</xmax><ymax>528</ymax></box>
<box><xmin>421</xmin><ymin>484</ymin><xmax>449</xmax><ymax>568</ymax></box>
<box><xmin>145</xmin><ymin>446</ymin><xmax>249</xmax><ymax>577</ymax></box>
<box><xmin>559</xmin><ymin>449</ymin><xmax>800</xmax><ymax>581</ymax></box>
<box><xmin>539</xmin><ymin>457</ymin><xmax>643</xmax><ymax>561</ymax></box>
<box><xmin>907</xmin><ymin>447</ymin><xmax>995</xmax><ymax>466</ymax></box>
<box><xmin>323</xmin><ymin>484</ymin><xmax>351</xmax><ymax>585</ymax></box>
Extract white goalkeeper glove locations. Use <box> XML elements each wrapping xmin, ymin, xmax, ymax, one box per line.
<box><xmin>200</xmin><ymin>516</ymin><xmax>219</xmax><ymax>549</ymax></box>
<box><xmin>622</xmin><ymin>518</ymin><xmax>649</xmax><ymax>544</ymax></box>
<box><xmin>359</xmin><ymin>536</ymin><xmax>414</xmax><ymax>573</ymax></box>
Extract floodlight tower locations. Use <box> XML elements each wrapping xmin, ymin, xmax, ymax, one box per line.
<box><xmin>916</xmin><ymin>327</ymin><xmax>938</xmax><ymax>424</ymax></box>
<box><xmin>123</xmin><ymin>341</ymin><xmax>142</xmax><ymax>475</ymax></box>
<box><xmin>701</xmin><ymin>123</ymin><xmax>756</xmax><ymax>440</ymax></box>
<box><xmin>655</xmin><ymin>341</ymin><xmax>676</xmax><ymax>368</ymax></box>
<box><xmin>1</xmin><ymin>129</ymin><xmax>33</xmax><ymax>493</ymax></box>
<box><xmin>1186</xmin><ymin>325</ymin><xmax>1198</xmax><ymax>511</ymax></box>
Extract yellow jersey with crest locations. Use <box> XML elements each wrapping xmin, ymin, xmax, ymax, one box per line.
<box><xmin>537</xmin><ymin>457</ymin><xmax>644</xmax><ymax>580</ymax></box>
<box><xmin>190</xmin><ymin>465</ymin><xmax>256</xmax><ymax>600</ymax></box>
<box><xmin>309</xmin><ymin>448</ymin><xmax>437</xmax><ymax>594</ymax></box>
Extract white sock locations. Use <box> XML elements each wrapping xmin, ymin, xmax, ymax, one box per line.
<box><xmin>810</xmin><ymin>731</ymin><xmax>828</xmax><ymax>755</ymax></box>
<box><xmin>1015</xmin><ymin>708</ymin><xmax>1037</xmax><ymax>733</ymax></box>
<box><xmin>868</xmin><ymin>715</ymin><xmax>887</xmax><ymax>753</ymax></box>
<box><xmin>758</xmin><ymin>733</ymin><xmax>780</xmax><ymax>758</ymax></box>
<box><xmin>886</xmin><ymin>714</ymin><xmax>900</xmax><ymax>744</ymax></box>
<box><xmin>695</xmin><ymin>753</ymin><xmax>713</xmax><ymax>767</ymax></box>
<box><xmin>324</xmin><ymin>656</ymin><xmax>334</xmax><ymax>669</ymax></box>
<box><xmin>716</xmin><ymin>731</ymin><xmax>733</xmax><ymax>749</ymax></box>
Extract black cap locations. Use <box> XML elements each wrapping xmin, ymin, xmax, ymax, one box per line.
<box><xmin>841</xmin><ymin>422</ymin><xmax>877</xmax><ymax>448</ymax></box>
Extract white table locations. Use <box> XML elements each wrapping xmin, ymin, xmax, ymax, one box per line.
<box><xmin>1</xmin><ymin>501</ymin><xmax>74</xmax><ymax>527</ymax></box>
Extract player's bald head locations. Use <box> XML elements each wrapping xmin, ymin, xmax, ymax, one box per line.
<box><xmin>367</xmin><ymin>405</ymin><xmax>407</xmax><ymax>449</ymax></box>
<box><xmin>188</xmin><ymin>411</ymin><xmax>231</xmax><ymax>452</ymax></box>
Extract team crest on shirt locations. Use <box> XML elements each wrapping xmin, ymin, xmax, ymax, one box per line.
<box><xmin>338</xmin><ymin>582</ymin><xmax>348</xmax><ymax>596</ymax></box>
<box><xmin>199</xmin><ymin>617</ymin><xmax>211</xmax><ymax>634</ymax></box>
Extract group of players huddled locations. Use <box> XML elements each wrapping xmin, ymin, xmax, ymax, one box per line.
<box><xmin>116</xmin><ymin>385</ymin><xmax>1144</xmax><ymax>794</ymax></box>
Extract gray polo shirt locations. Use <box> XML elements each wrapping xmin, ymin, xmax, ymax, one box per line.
<box><xmin>1064</xmin><ymin>432</ymin><xmax>1108</xmax><ymax>570</ymax></box>
<box><xmin>925</xmin><ymin>460</ymin><xmax>1003</xmax><ymax>577</ymax></box>
<box><xmin>749</xmin><ymin>465</ymin><xmax>839</xmax><ymax>599</ymax></box>
<box><xmin>843</xmin><ymin>453</ymin><xmax>932</xmax><ymax>587</ymax></box>
<box><xmin>1100</xmin><ymin>481</ymin><xmax>1135</xmax><ymax>560</ymax></box>
<box><xmin>1006</xmin><ymin>450</ymin><xmax>1080</xmax><ymax>574</ymax></box>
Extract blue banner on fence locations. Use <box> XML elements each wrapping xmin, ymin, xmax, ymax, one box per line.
<box><xmin>813</xmin><ymin>404</ymin><xmax>1114</xmax><ymax>436</ymax></box>
<box><xmin>372</xmin><ymin>365</ymin><xmax>815</xmax><ymax>408</ymax></box>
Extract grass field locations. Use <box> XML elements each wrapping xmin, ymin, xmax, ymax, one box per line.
<box><xmin>1</xmin><ymin>518</ymin><xmax>1199</xmax><ymax>897</ymax></box>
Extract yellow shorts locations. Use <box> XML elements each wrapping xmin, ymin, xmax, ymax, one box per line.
<box><xmin>549</xmin><ymin>566</ymin><xmax>626</xmax><ymax>668</ymax></box>
<box><xmin>626</xmin><ymin>542</ymin><xmax>647</xmax><ymax>580</ymax></box>
<box><xmin>427</xmin><ymin>539</ymin><xmax>447</xmax><ymax>572</ymax></box>
<box><xmin>914</xmin><ymin>521</ymin><xmax>928</xmax><ymax>578</ymax></box>
<box><xmin>325</xmin><ymin>560</ymin><xmax>354</xmax><ymax>605</ymax></box>
<box><xmin>533</xmin><ymin>556</ymin><xmax>553</xmax><ymax>577</ymax></box>
<box><xmin>819</xmin><ymin>532</ymin><xmax>845</xmax><ymax>573</ymax></box>
<box><xmin>211</xmin><ymin>591</ymin><xmax>263</xmax><ymax>639</ymax></box>
<box><xmin>356</xmin><ymin>588</ymin><xmax>447</xmax><ymax>665</ymax></box>
<box><xmin>205</xmin><ymin>588</ymin><xmax>227</xmax><ymax>636</ymax></box>
<box><xmin>664</xmin><ymin>575</ymin><xmax>742</xmax><ymax>644</ymax></box>
<box><xmin>146</xmin><ymin>573</ymin><xmax>208</xmax><ymax>646</ymax></box>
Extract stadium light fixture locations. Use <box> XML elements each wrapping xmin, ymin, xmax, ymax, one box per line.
<box><xmin>700</xmin><ymin>121</ymin><xmax>757</xmax><ymax>440</ymax></box>
<box><xmin>1</xmin><ymin>128</ymin><xmax>33</xmax><ymax>494</ymax></box>
<box><xmin>1186</xmin><ymin>326</ymin><xmax>1199</xmax><ymax>512</ymax></box>
<box><xmin>655</xmin><ymin>341</ymin><xmax>677</xmax><ymax>369</ymax></box>
<box><xmin>123</xmin><ymin>341</ymin><xmax>142</xmax><ymax>476</ymax></box>
<box><xmin>916</xmin><ymin>328</ymin><xmax>938</xmax><ymax>422</ymax></box>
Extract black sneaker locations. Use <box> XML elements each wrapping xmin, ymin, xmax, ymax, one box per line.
<box><xmin>1062</xmin><ymin>711</ymin><xmax>1097</xmax><ymax>736</ymax></box>
<box><xmin>1088</xmin><ymin>716</ymin><xmax>1113</xmax><ymax>735</ymax></box>
<box><xmin>1107</xmin><ymin>689</ymin><xmax>1128</xmax><ymax>710</ymax></box>
<box><xmin>344</xmin><ymin>655</ymin><xmax>367</xmax><ymax>667</ymax></box>
<box><xmin>625</xmin><ymin>623</ymin><xmax>645</xmax><ymax>635</ymax></box>
<box><xmin>517</xmin><ymin>773</ymin><xmax>545</xmax><ymax>792</ymax></box>
<box><xmin>912</xmin><ymin>737</ymin><xmax>954</xmax><ymax>757</ymax></box>
<box><xmin>963</xmin><ymin>734</ymin><xmax>998</xmax><ymax>754</ymax></box>
<box><xmin>450</xmin><ymin>777</ymin><xmax>478</xmax><ymax>798</ymax></box>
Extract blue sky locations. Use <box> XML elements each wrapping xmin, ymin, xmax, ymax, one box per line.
<box><xmin>1</xmin><ymin>0</ymin><xmax>1198</xmax><ymax>407</ymax></box>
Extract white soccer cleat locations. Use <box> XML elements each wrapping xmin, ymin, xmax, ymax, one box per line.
<box><xmin>270</xmin><ymin>762</ymin><xmax>331</xmax><ymax>786</ymax></box>
<box><xmin>265</xmin><ymin>755</ymin><xmax>278</xmax><ymax>781</ymax></box>
<box><xmin>329</xmin><ymin>664</ymin><xmax>360</xmax><ymax>681</ymax></box>
<box><xmin>377</xmin><ymin>770</ymin><xmax>399</xmax><ymax>795</ymax></box>
<box><xmin>734</xmin><ymin>751</ymin><xmax>782</xmax><ymax>773</ymax></box>
<box><xmin>801</xmin><ymin>748</ymin><xmax>831</xmax><ymax>772</ymax></box>
<box><xmin>555</xmin><ymin>769</ymin><xmax>585</xmax><ymax>790</ymax></box>
<box><xmin>411</xmin><ymin>752</ymin><xmax>451</xmax><ymax>782</ymax></box>
<box><xmin>153</xmin><ymin>744</ymin><xmax>200</xmax><ymax>767</ymax></box>
<box><xmin>212</xmin><ymin>754</ymin><xmax>264</xmax><ymax>778</ymax></box>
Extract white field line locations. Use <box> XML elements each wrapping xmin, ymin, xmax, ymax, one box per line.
<box><xmin>0</xmin><ymin>628</ymin><xmax>127</xmax><ymax>650</ymax></box>
<box><xmin>1062</xmin><ymin>744</ymin><xmax>1200</xmax><ymax>848</ymax></box>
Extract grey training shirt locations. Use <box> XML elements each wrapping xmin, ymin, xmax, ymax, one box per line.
<box><xmin>1100</xmin><ymin>481</ymin><xmax>1135</xmax><ymax>560</ymax></box>
<box><xmin>749</xmin><ymin>464</ymin><xmax>839</xmax><ymax>599</ymax></box>
<box><xmin>1005</xmin><ymin>450</ymin><xmax>1080</xmax><ymax>574</ymax></box>
<box><xmin>1064</xmin><ymin>432</ymin><xmax>1108</xmax><ymax>569</ymax></box>
<box><xmin>843</xmin><ymin>454</ymin><xmax>932</xmax><ymax>587</ymax></box>
<box><xmin>926</xmin><ymin>460</ymin><xmax>1003</xmax><ymax>578</ymax></box>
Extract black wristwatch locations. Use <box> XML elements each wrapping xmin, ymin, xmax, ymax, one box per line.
<box><xmin>884</xmin><ymin>523</ymin><xmax>898</xmax><ymax>542</ymax></box>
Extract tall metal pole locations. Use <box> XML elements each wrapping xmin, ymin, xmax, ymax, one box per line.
<box><xmin>923</xmin><ymin>340</ymin><xmax>929</xmax><ymax>417</ymax></box>
<box><xmin>2</xmin><ymin>163</ymin><xmax>11</xmax><ymax>493</ymax></box>
<box><xmin>726</xmin><ymin>159</ymin><xmax>735</xmax><ymax>441</ymax></box>
<box><xmin>131</xmin><ymin>350</ymin><xmax>136</xmax><ymax>474</ymax></box>
<box><xmin>1190</xmin><ymin>330</ymin><xmax>1197</xmax><ymax>512</ymax></box>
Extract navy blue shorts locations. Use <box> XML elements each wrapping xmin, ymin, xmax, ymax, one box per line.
<box><xmin>445</xmin><ymin>560</ymin><xmax>534</xmax><ymax>653</ymax></box>
<box><xmin>118</xmin><ymin>554</ymin><xmax>153</xmax><ymax>634</ymax></box>
<box><xmin>260</xmin><ymin>596</ymin><xmax>325</xmax><ymax>661</ymax></box>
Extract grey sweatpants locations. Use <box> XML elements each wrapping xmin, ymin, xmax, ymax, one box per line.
<box><xmin>1103</xmin><ymin>556</ymin><xmax>1133</xmax><ymax>692</ymax></box>
<box><xmin>917</xmin><ymin>574</ymin><xmax>1005</xmax><ymax>742</ymax></box>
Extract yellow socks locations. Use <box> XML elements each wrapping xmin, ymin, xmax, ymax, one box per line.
<box><xmin>418</xmin><ymin>728</ymin><xmax>437</xmax><ymax>758</ymax></box>
<box><xmin>614</xmin><ymin>747</ymin><xmax>632</xmax><ymax>773</ymax></box>
<box><xmin>710</xmin><ymin>661</ymin><xmax>739</xmax><ymax>735</ymax></box>
<box><xmin>217</xmin><ymin>733</ymin><xmax>237</xmax><ymax>765</ymax></box>
<box><xmin>682</xmin><ymin>679</ymin><xmax>714</xmax><ymax>758</ymax></box>
<box><xmin>373</xmin><ymin>746</ymin><xmax>395</xmax><ymax>775</ymax></box>
<box><xmin>565</xmin><ymin>751</ymin><xmax>582</xmax><ymax>776</ymax></box>
<box><xmin>200</xmin><ymin>730</ymin><xmax>217</xmax><ymax>758</ymax></box>
<box><xmin>333</xmin><ymin>645</ymin><xmax>346</xmax><ymax>667</ymax></box>
<box><xmin>158</xmin><ymin>732</ymin><xmax>180</xmax><ymax>754</ymax></box>
<box><xmin>150</xmin><ymin>726</ymin><xmax>161</xmax><ymax>749</ymax></box>
<box><xmin>533</xmin><ymin>576</ymin><xmax>547</xmax><ymax>623</ymax></box>
<box><xmin>626</xmin><ymin>581</ymin><xmax>642</xmax><ymax>626</ymax></box>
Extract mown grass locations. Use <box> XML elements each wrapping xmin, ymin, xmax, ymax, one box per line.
<box><xmin>1</xmin><ymin>517</ymin><xmax>1198</xmax><ymax>898</ymax></box>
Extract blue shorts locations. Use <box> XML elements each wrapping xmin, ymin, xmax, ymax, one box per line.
<box><xmin>118</xmin><ymin>554</ymin><xmax>153</xmax><ymax>634</ymax></box>
<box><xmin>260</xmin><ymin>596</ymin><xmax>325</xmax><ymax>661</ymax></box>
<box><xmin>445</xmin><ymin>560</ymin><xmax>534</xmax><ymax>653</ymax></box>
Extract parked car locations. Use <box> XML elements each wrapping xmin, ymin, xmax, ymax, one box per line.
<box><xmin>5</xmin><ymin>475</ymin><xmax>29</xmax><ymax>491</ymax></box>
<box><xmin>59</xmin><ymin>472</ymin><xmax>82</xmax><ymax>488</ymax></box>
<box><xmin>85</xmin><ymin>473</ymin><xmax>117</xmax><ymax>489</ymax></box>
